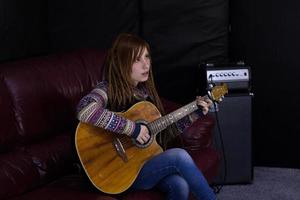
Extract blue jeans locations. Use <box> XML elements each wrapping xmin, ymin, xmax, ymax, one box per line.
<box><xmin>131</xmin><ymin>148</ymin><xmax>216</xmax><ymax>200</ymax></box>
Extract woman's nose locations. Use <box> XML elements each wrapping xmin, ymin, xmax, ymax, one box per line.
<box><xmin>142</xmin><ymin>58</ymin><xmax>150</xmax><ymax>68</ymax></box>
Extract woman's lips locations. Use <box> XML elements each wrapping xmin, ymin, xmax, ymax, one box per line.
<box><xmin>142</xmin><ymin>72</ymin><xmax>149</xmax><ymax>76</ymax></box>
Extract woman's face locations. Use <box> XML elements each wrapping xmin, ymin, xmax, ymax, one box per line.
<box><xmin>131</xmin><ymin>48</ymin><xmax>151</xmax><ymax>86</ymax></box>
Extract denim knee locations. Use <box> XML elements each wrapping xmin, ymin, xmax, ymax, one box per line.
<box><xmin>171</xmin><ymin>148</ymin><xmax>194</xmax><ymax>164</ymax></box>
<box><xmin>158</xmin><ymin>175</ymin><xmax>189</xmax><ymax>200</ymax></box>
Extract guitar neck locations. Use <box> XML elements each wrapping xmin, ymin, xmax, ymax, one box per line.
<box><xmin>146</xmin><ymin>83</ymin><xmax>228</xmax><ymax>135</ymax></box>
<box><xmin>148</xmin><ymin>100</ymin><xmax>199</xmax><ymax>135</ymax></box>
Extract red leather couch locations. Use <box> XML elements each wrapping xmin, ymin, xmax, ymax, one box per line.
<box><xmin>0</xmin><ymin>49</ymin><xmax>220</xmax><ymax>200</ymax></box>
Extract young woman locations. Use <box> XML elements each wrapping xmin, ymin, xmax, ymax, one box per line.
<box><xmin>77</xmin><ymin>33</ymin><xmax>216</xmax><ymax>200</ymax></box>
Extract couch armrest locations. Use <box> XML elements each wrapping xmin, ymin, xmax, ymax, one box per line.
<box><xmin>160</xmin><ymin>98</ymin><xmax>216</xmax><ymax>149</ymax></box>
<box><xmin>180</xmin><ymin>114</ymin><xmax>215</xmax><ymax>150</ymax></box>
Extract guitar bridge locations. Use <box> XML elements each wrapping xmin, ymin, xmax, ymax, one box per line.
<box><xmin>113</xmin><ymin>137</ymin><xmax>128</xmax><ymax>163</ymax></box>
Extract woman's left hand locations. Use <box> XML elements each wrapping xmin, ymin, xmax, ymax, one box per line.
<box><xmin>196</xmin><ymin>96</ymin><xmax>213</xmax><ymax>115</ymax></box>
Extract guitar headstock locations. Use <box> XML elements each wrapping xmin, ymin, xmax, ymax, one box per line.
<box><xmin>210</xmin><ymin>83</ymin><xmax>228</xmax><ymax>103</ymax></box>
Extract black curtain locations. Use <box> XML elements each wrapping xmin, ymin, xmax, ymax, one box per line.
<box><xmin>0</xmin><ymin>0</ymin><xmax>49</xmax><ymax>62</ymax></box>
<box><xmin>47</xmin><ymin>0</ymin><xmax>140</xmax><ymax>52</ymax></box>
<box><xmin>141</xmin><ymin>0</ymin><xmax>229</xmax><ymax>103</ymax></box>
<box><xmin>229</xmin><ymin>0</ymin><xmax>300</xmax><ymax>168</ymax></box>
<box><xmin>0</xmin><ymin>0</ymin><xmax>140</xmax><ymax>62</ymax></box>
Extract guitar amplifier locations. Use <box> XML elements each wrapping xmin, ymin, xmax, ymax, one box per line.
<box><xmin>202</xmin><ymin>62</ymin><xmax>251</xmax><ymax>93</ymax></box>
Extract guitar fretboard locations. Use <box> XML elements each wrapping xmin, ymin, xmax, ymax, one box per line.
<box><xmin>147</xmin><ymin>101</ymin><xmax>199</xmax><ymax>135</ymax></box>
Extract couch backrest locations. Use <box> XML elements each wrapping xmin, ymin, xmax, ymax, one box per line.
<box><xmin>0</xmin><ymin>49</ymin><xmax>106</xmax><ymax>199</ymax></box>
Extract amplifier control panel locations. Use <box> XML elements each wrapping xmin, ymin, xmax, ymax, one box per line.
<box><xmin>206</xmin><ymin>68</ymin><xmax>250</xmax><ymax>83</ymax></box>
<box><xmin>204</xmin><ymin>65</ymin><xmax>251</xmax><ymax>91</ymax></box>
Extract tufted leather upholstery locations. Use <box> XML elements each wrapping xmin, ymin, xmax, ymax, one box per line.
<box><xmin>0</xmin><ymin>49</ymin><xmax>220</xmax><ymax>200</ymax></box>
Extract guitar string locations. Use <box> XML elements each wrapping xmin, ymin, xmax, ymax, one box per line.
<box><xmin>115</xmin><ymin>119</ymin><xmax>166</xmax><ymax>148</ymax></box>
<box><xmin>112</xmin><ymin>101</ymin><xmax>203</xmax><ymax>148</ymax></box>
<box><xmin>116</xmin><ymin>105</ymin><xmax>194</xmax><ymax>147</ymax></box>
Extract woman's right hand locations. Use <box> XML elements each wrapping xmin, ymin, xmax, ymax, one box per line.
<box><xmin>136</xmin><ymin>125</ymin><xmax>150</xmax><ymax>144</ymax></box>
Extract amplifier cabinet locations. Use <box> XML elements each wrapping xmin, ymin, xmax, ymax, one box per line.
<box><xmin>212</xmin><ymin>94</ymin><xmax>253</xmax><ymax>184</ymax></box>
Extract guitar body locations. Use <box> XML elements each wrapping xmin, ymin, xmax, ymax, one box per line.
<box><xmin>75</xmin><ymin>101</ymin><xmax>163</xmax><ymax>194</ymax></box>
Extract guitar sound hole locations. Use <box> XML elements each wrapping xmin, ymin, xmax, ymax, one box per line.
<box><xmin>132</xmin><ymin>136</ymin><xmax>153</xmax><ymax>148</ymax></box>
<box><xmin>133</xmin><ymin>120</ymin><xmax>153</xmax><ymax>148</ymax></box>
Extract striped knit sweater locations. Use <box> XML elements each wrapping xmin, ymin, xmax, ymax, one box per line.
<box><xmin>76</xmin><ymin>81</ymin><xmax>202</xmax><ymax>138</ymax></box>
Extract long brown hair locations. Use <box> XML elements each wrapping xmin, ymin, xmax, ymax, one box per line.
<box><xmin>103</xmin><ymin>33</ymin><xmax>178</xmax><ymax>149</ymax></box>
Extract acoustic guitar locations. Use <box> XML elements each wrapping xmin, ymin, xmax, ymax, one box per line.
<box><xmin>75</xmin><ymin>83</ymin><xmax>228</xmax><ymax>194</ymax></box>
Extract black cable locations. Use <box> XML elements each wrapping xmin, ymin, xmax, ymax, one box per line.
<box><xmin>212</xmin><ymin>102</ymin><xmax>227</xmax><ymax>194</ymax></box>
<box><xmin>208</xmin><ymin>76</ymin><xmax>227</xmax><ymax>194</ymax></box>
